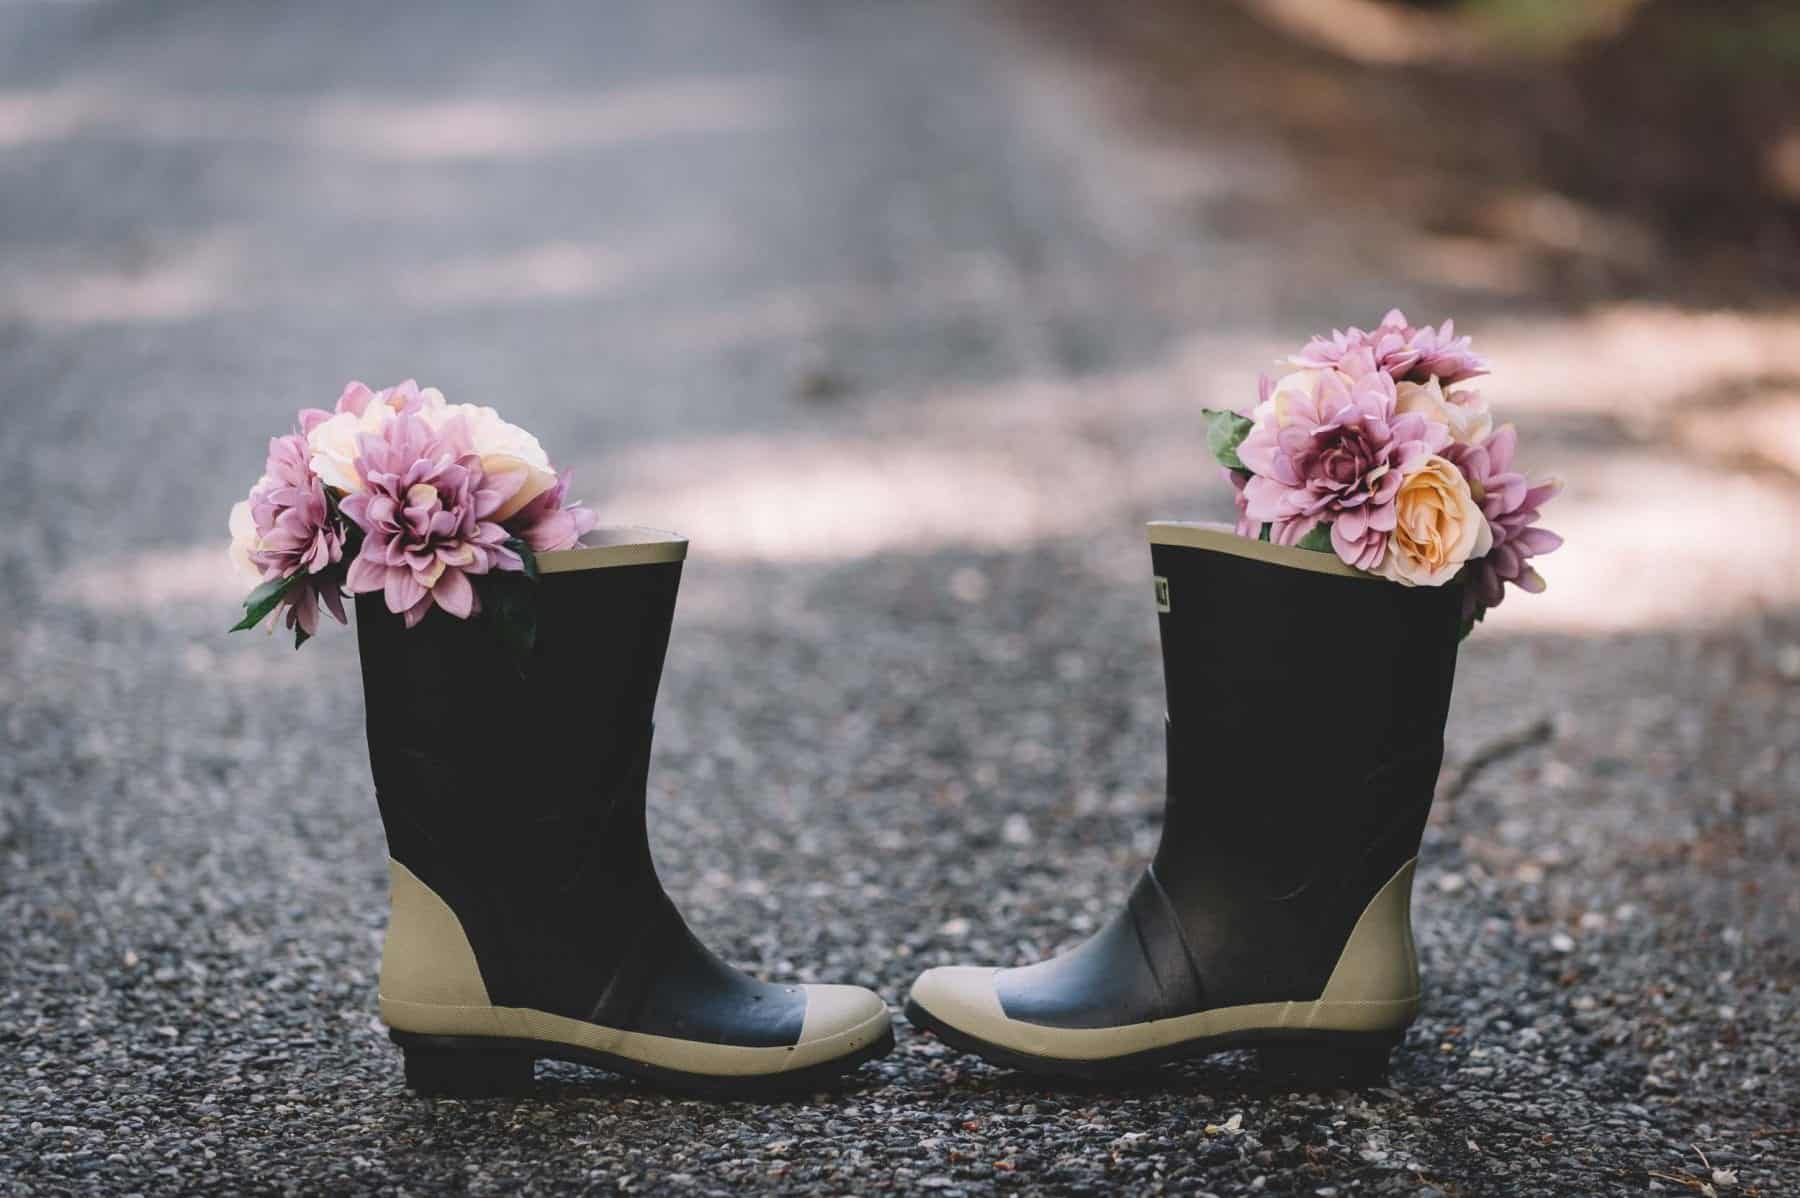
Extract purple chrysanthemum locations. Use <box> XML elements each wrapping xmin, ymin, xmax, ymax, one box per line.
<box><xmin>507</xmin><ymin>470</ymin><xmax>599</xmax><ymax>553</ymax></box>
<box><xmin>243</xmin><ymin>433</ymin><xmax>348</xmax><ymax>636</ymax></box>
<box><xmin>1239</xmin><ymin>365</ymin><xmax>1451</xmax><ymax>569</ymax></box>
<box><xmin>1294</xmin><ymin>309</ymin><xmax>1489</xmax><ymax>385</ymax></box>
<box><xmin>1446</xmin><ymin>425</ymin><xmax>1562</xmax><ymax>619</ymax></box>
<box><xmin>340</xmin><ymin>413</ymin><xmax>525</xmax><ymax>627</ymax></box>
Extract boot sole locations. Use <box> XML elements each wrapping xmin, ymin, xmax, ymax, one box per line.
<box><xmin>391</xmin><ymin>1019</ymin><xmax>895</xmax><ymax>1099</ymax></box>
<box><xmin>904</xmin><ymin>997</ymin><xmax>1398</xmax><ymax>1087</ymax></box>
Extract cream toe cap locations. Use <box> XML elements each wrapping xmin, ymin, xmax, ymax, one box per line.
<box><xmin>797</xmin><ymin>984</ymin><xmax>890</xmax><ymax>1048</ymax></box>
<box><xmin>908</xmin><ymin>966</ymin><xmax>1007</xmax><ymax>1037</ymax></box>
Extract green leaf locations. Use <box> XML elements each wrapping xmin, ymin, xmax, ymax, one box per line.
<box><xmin>505</xmin><ymin>537</ymin><xmax>540</xmax><ymax>583</ymax></box>
<box><xmin>1202</xmin><ymin>408</ymin><xmax>1255</xmax><ymax>472</ymax></box>
<box><xmin>1257</xmin><ymin>524</ymin><xmax>1272</xmax><ymax>543</ymax></box>
<box><xmin>230</xmin><ymin>574</ymin><xmax>296</xmax><ymax>633</ymax></box>
<box><xmin>1294</xmin><ymin>524</ymin><xmax>1335</xmax><ymax>553</ymax></box>
<box><xmin>293</xmin><ymin>624</ymin><xmax>312</xmax><ymax>650</ymax></box>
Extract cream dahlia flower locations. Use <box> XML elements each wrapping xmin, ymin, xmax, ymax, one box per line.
<box><xmin>420</xmin><ymin>402</ymin><xmax>557</xmax><ymax>522</ymax></box>
<box><xmin>305</xmin><ymin>379</ymin><xmax>445</xmax><ymax>493</ymax></box>
<box><xmin>1395</xmin><ymin>377</ymin><xmax>1493</xmax><ymax>447</ymax></box>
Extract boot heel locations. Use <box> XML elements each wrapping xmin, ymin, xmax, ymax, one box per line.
<box><xmin>391</xmin><ymin>1033</ymin><xmax>535</xmax><ymax>1097</ymax></box>
<box><xmin>1257</xmin><ymin>1033</ymin><xmax>1398</xmax><ymax>1088</ymax></box>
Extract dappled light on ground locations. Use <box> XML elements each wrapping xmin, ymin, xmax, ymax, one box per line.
<box><xmin>408</xmin><ymin>235</ymin><xmax>719</xmax><ymax>309</ymax></box>
<box><xmin>57</xmin><ymin>295</ymin><xmax>1800</xmax><ymax>641</ymax></box>
<box><xmin>0</xmin><ymin>78</ymin><xmax>786</xmax><ymax>157</ymax></box>
<box><xmin>573</xmin><ymin>301</ymin><xmax>1800</xmax><ymax>635</ymax></box>
<box><xmin>0</xmin><ymin>232</ymin><xmax>245</xmax><ymax>326</ymax></box>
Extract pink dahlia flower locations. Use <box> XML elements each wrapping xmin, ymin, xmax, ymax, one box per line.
<box><xmin>1446</xmin><ymin>424</ymin><xmax>1562</xmax><ymax>617</ymax></box>
<box><xmin>1294</xmin><ymin>309</ymin><xmax>1489</xmax><ymax>385</ymax></box>
<box><xmin>340</xmin><ymin>413</ymin><xmax>526</xmax><ymax>626</ymax></box>
<box><xmin>1239</xmin><ymin>366</ymin><xmax>1451</xmax><ymax>569</ymax></box>
<box><xmin>242</xmin><ymin>432</ymin><xmax>348</xmax><ymax>636</ymax></box>
<box><xmin>298</xmin><ymin>378</ymin><xmax>437</xmax><ymax>434</ymax></box>
<box><xmin>507</xmin><ymin>470</ymin><xmax>599</xmax><ymax>553</ymax></box>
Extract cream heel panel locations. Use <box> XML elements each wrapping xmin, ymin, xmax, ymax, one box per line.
<box><xmin>1320</xmin><ymin>858</ymin><xmax>1421</xmax><ymax>1007</ymax></box>
<box><xmin>379</xmin><ymin>859</ymin><xmax>504</xmax><ymax>1036</ymax></box>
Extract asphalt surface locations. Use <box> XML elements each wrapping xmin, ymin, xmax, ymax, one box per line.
<box><xmin>2</xmin><ymin>2</ymin><xmax>1795</xmax><ymax>1195</ymax></box>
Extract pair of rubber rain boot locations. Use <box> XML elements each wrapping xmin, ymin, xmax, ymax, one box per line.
<box><xmin>359</xmin><ymin>521</ymin><xmax>1462</xmax><ymax>1096</ymax></box>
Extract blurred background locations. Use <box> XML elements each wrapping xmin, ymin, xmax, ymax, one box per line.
<box><xmin>2</xmin><ymin>0</ymin><xmax>1795</xmax><ymax>1192</ymax></box>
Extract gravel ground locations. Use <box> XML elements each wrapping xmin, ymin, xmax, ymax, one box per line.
<box><xmin>2</xmin><ymin>2</ymin><xmax>1795</xmax><ymax>1194</ymax></box>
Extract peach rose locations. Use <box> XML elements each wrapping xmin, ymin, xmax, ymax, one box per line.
<box><xmin>1375</xmin><ymin>455</ymin><xmax>1493</xmax><ymax>587</ymax></box>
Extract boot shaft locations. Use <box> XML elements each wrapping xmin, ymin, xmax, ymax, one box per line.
<box><xmin>355</xmin><ymin>529</ymin><xmax>688</xmax><ymax>1015</ymax></box>
<box><xmin>1146</xmin><ymin>523</ymin><xmax>1461</xmax><ymax>1006</ymax></box>
<box><xmin>1150</xmin><ymin>522</ymin><xmax>1461</xmax><ymax>873</ymax></box>
<box><xmin>356</xmin><ymin>530</ymin><xmax>685</xmax><ymax>848</ymax></box>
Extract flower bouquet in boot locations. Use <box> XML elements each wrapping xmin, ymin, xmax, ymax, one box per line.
<box><xmin>906</xmin><ymin>312</ymin><xmax>1560</xmax><ymax>1084</ymax></box>
<box><xmin>230</xmin><ymin>381</ymin><xmax>892</xmax><ymax>1096</ymax></box>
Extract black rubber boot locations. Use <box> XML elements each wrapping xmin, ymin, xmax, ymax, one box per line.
<box><xmin>905</xmin><ymin>522</ymin><xmax>1463</xmax><ymax>1085</ymax></box>
<box><xmin>357</xmin><ymin>528</ymin><xmax>891</xmax><ymax>1097</ymax></box>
